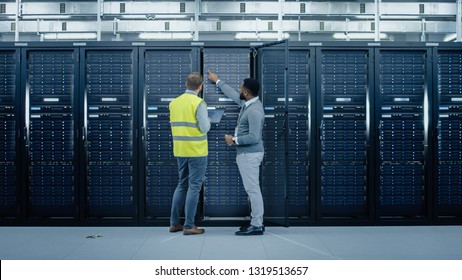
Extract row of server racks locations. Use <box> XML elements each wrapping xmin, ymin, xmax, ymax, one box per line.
<box><xmin>1</xmin><ymin>41</ymin><xmax>461</xmax><ymax>226</ymax></box>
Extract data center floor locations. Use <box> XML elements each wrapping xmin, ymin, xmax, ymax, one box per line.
<box><xmin>1</xmin><ymin>226</ymin><xmax>461</xmax><ymax>260</ymax></box>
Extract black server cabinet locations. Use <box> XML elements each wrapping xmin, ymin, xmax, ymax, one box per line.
<box><xmin>317</xmin><ymin>49</ymin><xmax>372</xmax><ymax>218</ymax></box>
<box><xmin>81</xmin><ymin>48</ymin><xmax>138</xmax><ymax>219</ymax></box>
<box><xmin>202</xmin><ymin>48</ymin><xmax>250</xmax><ymax>218</ymax></box>
<box><xmin>375</xmin><ymin>49</ymin><xmax>430</xmax><ymax>218</ymax></box>
<box><xmin>23</xmin><ymin>49</ymin><xmax>79</xmax><ymax>218</ymax></box>
<box><xmin>259</xmin><ymin>48</ymin><xmax>287</xmax><ymax>221</ymax></box>
<box><xmin>434</xmin><ymin>49</ymin><xmax>462</xmax><ymax>217</ymax></box>
<box><xmin>258</xmin><ymin>47</ymin><xmax>314</xmax><ymax>221</ymax></box>
<box><xmin>0</xmin><ymin>49</ymin><xmax>20</xmax><ymax>218</ymax></box>
<box><xmin>141</xmin><ymin>48</ymin><xmax>198</xmax><ymax>219</ymax></box>
<box><xmin>287</xmin><ymin>50</ymin><xmax>313</xmax><ymax>219</ymax></box>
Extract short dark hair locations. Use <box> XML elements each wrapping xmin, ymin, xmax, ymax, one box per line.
<box><xmin>242</xmin><ymin>78</ymin><xmax>260</xmax><ymax>96</ymax></box>
<box><xmin>186</xmin><ymin>72</ymin><xmax>203</xmax><ymax>91</ymax></box>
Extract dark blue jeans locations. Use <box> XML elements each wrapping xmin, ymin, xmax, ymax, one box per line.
<box><xmin>170</xmin><ymin>156</ymin><xmax>207</xmax><ymax>229</ymax></box>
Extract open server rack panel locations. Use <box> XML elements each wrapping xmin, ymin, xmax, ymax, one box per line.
<box><xmin>375</xmin><ymin>48</ymin><xmax>431</xmax><ymax>218</ymax></box>
<box><xmin>434</xmin><ymin>48</ymin><xmax>462</xmax><ymax>217</ymax></box>
<box><xmin>141</xmin><ymin>48</ymin><xmax>199</xmax><ymax>219</ymax></box>
<box><xmin>316</xmin><ymin>48</ymin><xmax>373</xmax><ymax>218</ymax></box>
<box><xmin>0</xmin><ymin>49</ymin><xmax>19</xmax><ymax>219</ymax></box>
<box><xmin>23</xmin><ymin>48</ymin><xmax>79</xmax><ymax>219</ymax></box>
<box><xmin>202</xmin><ymin>48</ymin><xmax>250</xmax><ymax>218</ymax></box>
<box><xmin>81</xmin><ymin>47</ymin><xmax>138</xmax><ymax>219</ymax></box>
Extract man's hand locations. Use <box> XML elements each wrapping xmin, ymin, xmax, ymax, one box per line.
<box><xmin>224</xmin><ymin>134</ymin><xmax>234</xmax><ymax>145</ymax></box>
<box><xmin>208</xmin><ymin>70</ymin><xmax>219</xmax><ymax>83</ymax></box>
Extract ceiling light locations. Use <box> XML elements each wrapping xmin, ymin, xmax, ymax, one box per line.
<box><xmin>235</xmin><ymin>32</ymin><xmax>290</xmax><ymax>40</ymax></box>
<box><xmin>138</xmin><ymin>32</ymin><xmax>193</xmax><ymax>40</ymax></box>
<box><xmin>152</xmin><ymin>15</ymin><xmax>190</xmax><ymax>19</ymax></box>
<box><xmin>333</xmin><ymin>32</ymin><xmax>387</xmax><ymax>40</ymax></box>
<box><xmin>42</xmin><ymin>33</ymin><xmax>97</xmax><ymax>40</ymax></box>
<box><xmin>444</xmin><ymin>33</ymin><xmax>457</xmax><ymax>42</ymax></box>
<box><xmin>380</xmin><ymin>15</ymin><xmax>421</xmax><ymax>20</ymax></box>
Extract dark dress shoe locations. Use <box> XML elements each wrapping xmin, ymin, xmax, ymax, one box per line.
<box><xmin>183</xmin><ymin>227</ymin><xmax>205</xmax><ymax>235</ymax></box>
<box><xmin>169</xmin><ymin>224</ymin><xmax>184</xmax><ymax>233</ymax></box>
<box><xmin>239</xmin><ymin>225</ymin><xmax>265</xmax><ymax>232</ymax></box>
<box><xmin>235</xmin><ymin>225</ymin><xmax>264</xmax><ymax>236</ymax></box>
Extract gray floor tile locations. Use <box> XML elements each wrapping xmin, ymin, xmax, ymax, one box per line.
<box><xmin>0</xmin><ymin>226</ymin><xmax>461</xmax><ymax>260</ymax></box>
<box><xmin>199</xmin><ymin>228</ymin><xmax>267</xmax><ymax>260</ymax></box>
<box><xmin>132</xmin><ymin>229</ymin><xmax>204</xmax><ymax>260</ymax></box>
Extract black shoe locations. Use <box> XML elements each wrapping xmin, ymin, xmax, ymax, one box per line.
<box><xmin>235</xmin><ymin>225</ymin><xmax>264</xmax><ymax>236</ymax></box>
<box><xmin>239</xmin><ymin>225</ymin><xmax>265</xmax><ymax>232</ymax></box>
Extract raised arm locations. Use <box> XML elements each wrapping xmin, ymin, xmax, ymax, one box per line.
<box><xmin>207</xmin><ymin>70</ymin><xmax>244</xmax><ymax>107</ymax></box>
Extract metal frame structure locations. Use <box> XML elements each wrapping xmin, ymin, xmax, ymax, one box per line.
<box><xmin>0</xmin><ymin>1</ymin><xmax>460</xmax><ymax>43</ymax></box>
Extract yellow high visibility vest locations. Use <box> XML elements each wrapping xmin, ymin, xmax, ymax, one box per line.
<box><xmin>169</xmin><ymin>93</ymin><xmax>208</xmax><ymax>157</ymax></box>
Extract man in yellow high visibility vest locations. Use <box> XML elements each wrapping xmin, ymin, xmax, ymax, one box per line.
<box><xmin>169</xmin><ymin>72</ymin><xmax>210</xmax><ymax>235</ymax></box>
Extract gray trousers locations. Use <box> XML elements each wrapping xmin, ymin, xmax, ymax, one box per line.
<box><xmin>236</xmin><ymin>152</ymin><xmax>264</xmax><ymax>227</ymax></box>
<box><xmin>170</xmin><ymin>156</ymin><xmax>207</xmax><ymax>229</ymax></box>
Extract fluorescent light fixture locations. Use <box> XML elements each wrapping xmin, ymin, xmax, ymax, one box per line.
<box><xmin>381</xmin><ymin>15</ymin><xmax>421</xmax><ymax>20</ymax></box>
<box><xmin>138</xmin><ymin>32</ymin><xmax>193</xmax><ymax>40</ymax></box>
<box><xmin>119</xmin><ymin>15</ymin><xmax>147</xmax><ymax>20</ymax></box>
<box><xmin>153</xmin><ymin>14</ymin><xmax>190</xmax><ymax>19</ymax></box>
<box><xmin>444</xmin><ymin>33</ymin><xmax>457</xmax><ymax>42</ymax></box>
<box><xmin>22</xmin><ymin>15</ymin><xmax>73</xmax><ymax>20</ymax></box>
<box><xmin>235</xmin><ymin>32</ymin><xmax>290</xmax><ymax>40</ymax></box>
<box><xmin>354</xmin><ymin>15</ymin><xmax>375</xmax><ymax>20</ymax></box>
<box><xmin>42</xmin><ymin>33</ymin><xmax>97</xmax><ymax>40</ymax></box>
<box><xmin>205</xmin><ymin>17</ymin><xmax>220</xmax><ymax>21</ymax></box>
<box><xmin>333</xmin><ymin>32</ymin><xmax>387</xmax><ymax>40</ymax></box>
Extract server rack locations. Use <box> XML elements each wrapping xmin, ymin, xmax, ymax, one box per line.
<box><xmin>286</xmin><ymin>48</ymin><xmax>314</xmax><ymax>220</ymax></box>
<box><xmin>22</xmin><ymin>48</ymin><xmax>79</xmax><ymax>219</ymax></box>
<box><xmin>434</xmin><ymin>48</ymin><xmax>462</xmax><ymax>217</ymax></box>
<box><xmin>257</xmin><ymin>43</ymin><xmax>314</xmax><ymax>224</ymax></box>
<box><xmin>1</xmin><ymin>41</ymin><xmax>462</xmax><ymax>226</ymax></box>
<box><xmin>316</xmin><ymin>48</ymin><xmax>373</xmax><ymax>219</ymax></box>
<box><xmin>0</xmin><ymin>48</ymin><xmax>20</xmax><ymax>219</ymax></box>
<box><xmin>140</xmin><ymin>47</ymin><xmax>199</xmax><ymax>220</ymax></box>
<box><xmin>81</xmin><ymin>47</ymin><xmax>138</xmax><ymax>219</ymax></box>
<box><xmin>202</xmin><ymin>47</ymin><xmax>250</xmax><ymax>218</ymax></box>
<box><xmin>375</xmin><ymin>48</ymin><xmax>431</xmax><ymax>218</ymax></box>
<box><xmin>258</xmin><ymin>46</ymin><xmax>288</xmax><ymax>223</ymax></box>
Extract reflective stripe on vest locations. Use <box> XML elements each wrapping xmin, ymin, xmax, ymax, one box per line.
<box><xmin>169</xmin><ymin>93</ymin><xmax>208</xmax><ymax>157</ymax></box>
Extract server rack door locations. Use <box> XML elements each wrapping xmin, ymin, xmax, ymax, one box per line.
<box><xmin>82</xmin><ymin>48</ymin><xmax>138</xmax><ymax>219</ymax></box>
<box><xmin>257</xmin><ymin>45</ymin><xmax>315</xmax><ymax>223</ymax></box>
<box><xmin>434</xmin><ymin>49</ymin><xmax>462</xmax><ymax>217</ymax></box>
<box><xmin>317</xmin><ymin>49</ymin><xmax>372</xmax><ymax>218</ymax></box>
<box><xmin>0</xmin><ymin>49</ymin><xmax>20</xmax><ymax>219</ymax></box>
<box><xmin>141</xmin><ymin>48</ymin><xmax>196</xmax><ymax>219</ymax></box>
<box><xmin>259</xmin><ymin>48</ymin><xmax>287</xmax><ymax>221</ymax></box>
<box><xmin>376</xmin><ymin>49</ymin><xmax>430</xmax><ymax>218</ymax></box>
<box><xmin>287</xmin><ymin>49</ymin><xmax>313</xmax><ymax>219</ymax></box>
<box><xmin>202</xmin><ymin>48</ymin><xmax>250</xmax><ymax>218</ymax></box>
<box><xmin>23</xmin><ymin>49</ymin><xmax>79</xmax><ymax>219</ymax></box>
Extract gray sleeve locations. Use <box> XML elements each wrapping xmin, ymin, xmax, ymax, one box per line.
<box><xmin>196</xmin><ymin>101</ymin><xmax>211</xmax><ymax>133</ymax></box>
<box><xmin>216</xmin><ymin>80</ymin><xmax>245</xmax><ymax>107</ymax></box>
<box><xmin>236</xmin><ymin>110</ymin><xmax>263</xmax><ymax>146</ymax></box>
